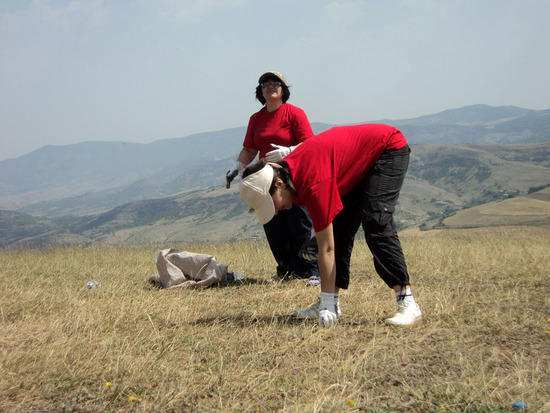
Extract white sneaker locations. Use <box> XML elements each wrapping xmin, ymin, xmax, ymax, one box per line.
<box><xmin>385</xmin><ymin>300</ymin><xmax>422</xmax><ymax>326</ymax></box>
<box><xmin>292</xmin><ymin>298</ymin><xmax>341</xmax><ymax>319</ymax></box>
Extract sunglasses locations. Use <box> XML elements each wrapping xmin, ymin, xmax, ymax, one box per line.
<box><xmin>261</xmin><ymin>81</ymin><xmax>283</xmax><ymax>88</ymax></box>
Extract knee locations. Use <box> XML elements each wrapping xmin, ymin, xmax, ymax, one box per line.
<box><xmin>363</xmin><ymin>202</ymin><xmax>395</xmax><ymax>232</ymax></box>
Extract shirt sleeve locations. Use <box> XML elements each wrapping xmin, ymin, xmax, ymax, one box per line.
<box><xmin>242</xmin><ymin>113</ymin><xmax>258</xmax><ymax>149</ymax></box>
<box><xmin>291</xmin><ymin>107</ymin><xmax>314</xmax><ymax>143</ymax></box>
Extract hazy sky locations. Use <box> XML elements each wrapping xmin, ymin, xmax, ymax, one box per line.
<box><xmin>1</xmin><ymin>0</ymin><xmax>549</xmax><ymax>161</ymax></box>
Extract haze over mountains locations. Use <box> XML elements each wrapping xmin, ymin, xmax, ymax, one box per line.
<box><xmin>1</xmin><ymin>104</ymin><xmax>549</xmax><ymax>247</ymax></box>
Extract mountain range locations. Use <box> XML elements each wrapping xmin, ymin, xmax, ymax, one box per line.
<box><xmin>1</xmin><ymin>104</ymin><xmax>549</xmax><ymax>247</ymax></box>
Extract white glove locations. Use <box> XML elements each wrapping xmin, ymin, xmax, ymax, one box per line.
<box><xmin>318</xmin><ymin>292</ymin><xmax>339</xmax><ymax>327</ymax></box>
<box><xmin>319</xmin><ymin>309</ymin><xmax>338</xmax><ymax>327</ymax></box>
<box><xmin>265</xmin><ymin>144</ymin><xmax>292</xmax><ymax>162</ymax></box>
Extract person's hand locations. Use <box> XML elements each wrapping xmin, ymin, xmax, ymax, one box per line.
<box><xmin>265</xmin><ymin>144</ymin><xmax>292</xmax><ymax>162</ymax></box>
<box><xmin>225</xmin><ymin>161</ymin><xmax>244</xmax><ymax>188</ymax></box>
<box><xmin>319</xmin><ymin>308</ymin><xmax>338</xmax><ymax>327</ymax></box>
<box><xmin>225</xmin><ymin>169</ymin><xmax>239</xmax><ymax>188</ymax></box>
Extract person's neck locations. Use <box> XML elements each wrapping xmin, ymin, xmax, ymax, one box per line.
<box><xmin>265</xmin><ymin>101</ymin><xmax>283</xmax><ymax>112</ymax></box>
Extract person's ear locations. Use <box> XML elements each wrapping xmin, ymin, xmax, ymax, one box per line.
<box><xmin>275</xmin><ymin>178</ymin><xmax>285</xmax><ymax>189</ymax></box>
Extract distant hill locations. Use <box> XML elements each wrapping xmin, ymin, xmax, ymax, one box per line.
<box><xmin>385</xmin><ymin>104</ymin><xmax>532</xmax><ymax>125</ymax></box>
<box><xmin>407</xmin><ymin>143</ymin><xmax>550</xmax><ymax>200</ymax></box>
<box><xmin>0</xmin><ymin>127</ymin><xmax>250</xmax><ymax>209</ymax></box>
<box><xmin>432</xmin><ymin>186</ymin><xmax>550</xmax><ymax>229</ymax></box>
<box><xmin>2</xmin><ymin>142</ymin><xmax>549</xmax><ymax>248</ymax></box>
<box><xmin>387</xmin><ymin>106</ymin><xmax>550</xmax><ymax>145</ymax></box>
<box><xmin>1</xmin><ymin>104</ymin><xmax>549</xmax><ymax>216</ymax></box>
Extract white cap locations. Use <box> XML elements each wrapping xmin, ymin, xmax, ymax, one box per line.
<box><xmin>239</xmin><ymin>164</ymin><xmax>275</xmax><ymax>225</ymax></box>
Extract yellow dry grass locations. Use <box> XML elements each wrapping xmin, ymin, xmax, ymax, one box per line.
<box><xmin>479</xmin><ymin>197</ymin><xmax>550</xmax><ymax>216</ymax></box>
<box><xmin>1</xmin><ymin>226</ymin><xmax>549</xmax><ymax>412</ymax></box>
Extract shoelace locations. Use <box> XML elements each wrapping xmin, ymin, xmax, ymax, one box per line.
<box><xmin>395</xmin><ymin>295</ymin><xmax>413</xmax><ymax>313</ymax></box>
<box><xmin>396</xmin><ymin>293</ymin><xmax>413</xmax><ymax>303</ymax></box>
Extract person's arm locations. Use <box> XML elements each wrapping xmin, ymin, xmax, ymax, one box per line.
<box><xmin>226</xmin><ymin>147</ymin><xmax>259</xmax><ymax>188</ymax></box>
<box><xmin>315</xmin><ymin>223</ymin><xmax>337</xmax><ymax>293</ymax></box>
<box><xmin>316</xmin><ymin>223</ymin><xmax>339</xmax><ymax>327</ymax></box>
<box><xmin>237</xmin><ymin>147</ymin><xmax>258</xmax><ymax>166</ymax></box>
<box><xmin>291</xmin><ymin>107</ymin><xmax>314</xmax><ymax>142</ymax></box>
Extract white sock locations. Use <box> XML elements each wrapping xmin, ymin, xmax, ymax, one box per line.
<box><xmin>396</xmin><ymin>288</ymin><xmax>415</xmax><ymax>304</ymax></box>
<box><xmin>320</xmin><ymin>292</ymin><xmax>339</xmax><ymax>314</ymax></box>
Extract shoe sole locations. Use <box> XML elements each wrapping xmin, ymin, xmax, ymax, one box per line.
<box><xmin>384</xmin><ymin>315</ymin><xmax>422</xmax><ymax>326</ymax></box>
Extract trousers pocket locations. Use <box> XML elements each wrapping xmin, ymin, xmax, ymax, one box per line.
<box><xmin>364</xmin><ymin>202</ymin><xmax>395</xmax><ymax>228</ymax></box>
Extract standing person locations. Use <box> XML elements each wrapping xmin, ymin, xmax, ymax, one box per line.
<box><xmin>239</xmin><ymin>124</ymin><xmax>422</xmax><ymax>327</ymax></box>
<box><xmin>226</xmin><ymin>71</ymin><xmax>318</xmax><ymax>281</ymax></box>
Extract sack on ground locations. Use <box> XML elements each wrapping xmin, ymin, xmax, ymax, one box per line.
<box><xmin>149</xmin><ymin>248</ymin><xmax>229</xmax><ymax>289</ymax></box>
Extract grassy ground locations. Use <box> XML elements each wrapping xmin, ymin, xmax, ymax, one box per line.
<box><xmin>1</xmin><ymin>226</ymin><xmax>549</xmax><ymax>412</ymax></box>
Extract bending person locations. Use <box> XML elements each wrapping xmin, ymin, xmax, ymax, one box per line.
<box><xmin>239</xmin><ymin>124</ymin><xmax>421</xmax><ymax>327</ymax></box>
<box><xmin>226</xmin><ymin>71</ymin><xmax>318</xmax><ymax>281</ymax></box>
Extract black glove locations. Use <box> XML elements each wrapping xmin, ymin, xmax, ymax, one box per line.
<box><xmin>299</xmin><ymin>237</ymin><xmax>318</xmax><ymax>261</ymax></box>
<box><xmin>226</xmin><ymin>169</ymin><xmax>239</xmax><ymax>189</ymax></box>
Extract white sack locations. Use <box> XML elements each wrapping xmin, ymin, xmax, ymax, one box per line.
<box><xmin>149</xmin><ymin>248</ymin><xmax>228</xmax><ymax>289</ymax></box>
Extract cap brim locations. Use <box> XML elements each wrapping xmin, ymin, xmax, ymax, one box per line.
<box><xmin>255</xmin><ymin>195</ymin><xmax>275</xmax><ymax>225</ymax></box>
<box><xmin>239</xmin><ymin>164</ymin><xmax>275</xmax><ymax>225</ymax></box>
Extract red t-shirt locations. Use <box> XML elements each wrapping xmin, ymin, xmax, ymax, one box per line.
<box><xmin>243</xmin><ymin>103</ymin><xmax>314</xmax><ymax>159</ymax></box>
<box><xmin>284</xmin><ymin>124</ymin><xmax>407</xmax><ymax>232</ymax></box>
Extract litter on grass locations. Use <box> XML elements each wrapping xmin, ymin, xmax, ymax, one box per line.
<box><xmin>85</xmin><ymin>280</ymin><xmax>99</xmax><ymax>289</ymax></box>
<box><xmin>149</xmin><ymin>248</ymin><xmax>244</xmax><ymax>289</ymax></box>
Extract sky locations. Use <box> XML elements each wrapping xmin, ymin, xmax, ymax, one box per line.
<box><xmin>1</xmin><ymin>0</ymin><xmax>549</xmax><ymax>161</ymax></box>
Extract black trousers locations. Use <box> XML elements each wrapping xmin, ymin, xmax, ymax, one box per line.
<box><xmin>333</xmin><ymin>145</ymin><xmax>411</xmax><ymax>290</ymax></box>
<box><xmin>263</xmin><ymin>204</ymin><xmax>319</xmax><ymax>278</ymax></box>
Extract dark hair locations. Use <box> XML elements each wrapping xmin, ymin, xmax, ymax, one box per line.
<box><xmin>242</xmin><ymin>159</ymin><xmax>291</xmax><ymax>195</ymax></box>
<box><xmin>255</xmin><ymin>76</ymin><xmax>291</xmax><ymax>105</ymax></box>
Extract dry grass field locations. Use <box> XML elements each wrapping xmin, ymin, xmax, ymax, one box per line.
<box><xmin>1</xmin><ymin>226</ymin><xmax>549</xmax><ymax>412</ymax></box>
